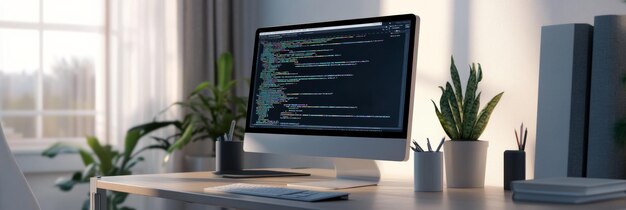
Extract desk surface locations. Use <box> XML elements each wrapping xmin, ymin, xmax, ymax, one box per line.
<box><xmin>96</xmin><ymin>168</ymin><xmax>626</xmax><ymax>210</ymax></box>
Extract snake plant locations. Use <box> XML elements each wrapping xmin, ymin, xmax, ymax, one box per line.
<box><xmin>432</xmin><ymin>56</ymin><xmax>504</xmax><ymax>141</ymax></box>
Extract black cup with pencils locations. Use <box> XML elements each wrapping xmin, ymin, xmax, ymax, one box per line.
<box><xmin>504</xmin><ymin>123</ymin><xmax>528</xmax><ymax>190</ymax></box>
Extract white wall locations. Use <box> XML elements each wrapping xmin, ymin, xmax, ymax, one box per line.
<box><xmin>257</xmin><ymin>0</ymin><xmax>626</xmax><ymax>186</ymax></box>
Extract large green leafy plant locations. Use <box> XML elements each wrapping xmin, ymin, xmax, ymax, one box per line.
<box><xmin>42</xmin><ymin>123</ymin><xmax>174</xmax><ymax>210</ymax></box>
<box><xmin>41</xmin><ymin>52</ymin><xmax>246</xmax><ymax>210</ymax></box>
<box><xmin>432</xmin><ymin>57</ymin><xmax>504</xmax><ymax>140</ymax></box>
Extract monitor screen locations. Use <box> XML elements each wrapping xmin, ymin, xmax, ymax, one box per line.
<box><xmin>246</xmin><ymin>15</ymin><xmax>416</xmax><ymax>138</ymax></box>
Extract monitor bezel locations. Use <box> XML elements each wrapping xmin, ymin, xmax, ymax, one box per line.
<box><xmin>245</xmin><ymin>14</ymin><xmax>417</xmax><ymax>139</ymax></box>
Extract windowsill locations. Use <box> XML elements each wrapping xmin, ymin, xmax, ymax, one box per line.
<box><xmin>12</xmin><ymin>147</ymin><xmax>84</xmax><ymax>174</ymax></box>
<box><xmin>8</xmin><ymin>139</ymin><xmax>90</xmax><ymax>153</ymax></box>
<box><xmin>10</xmin><ymin>146</ymin><xmax>52</xmax><ymax>155</ymax></box>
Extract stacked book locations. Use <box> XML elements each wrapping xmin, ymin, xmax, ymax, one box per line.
<box><xmin>535</xmin><ymin>15</ymin><xmax>626</xmax><ymax>179</ymax></box>
<box><xmin>511</xmin><ymin>177</ymin><xmax>626</xmax><ymax>204</ymax></box>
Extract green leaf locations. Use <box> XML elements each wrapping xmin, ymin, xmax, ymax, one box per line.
<box><xmin>461</xmin><ymin>92</ymin><xmax>481</xmax><ymax>139</ymax></box>
<box><xmin>460</xmin><ymin>64</ymin><xmax>479</xmax><ymax>139</ymax></box>
<box><xmin>432</xmin><ymin>100</ymin><xmax>458</xmax><ymax>139</ymax></box>
<box><xmin>86</xmin><ymin>136</ymin><xmax>113</xmax><ymax>175</ymax></box>
<box><xmin>42</xmin><ymin>142</ymin><xmax>79</xmax><ymax>157</ymax></box>
<box><xmin>477</xmin><ymin>63</ymin><xmax>483</xmax><ymax>82</ymax></box>
<box><xmin>167</xmin><ymin>122</ymin><xmax>195</xmax><ymax>154</ymax></box>
<box><xmin>80</xmin><ymin>163</ymin><xmax>97</xmax><ymax>181</ymax></box>
<box><xmin>439</xmin><ymin>84</ymin><xmax>459</xmax><ymax>138</ymax></box>
<box><xmin>71</xmin><ymin>171</ymin><xmax>83</xmax><ymax>181</ymax></box>
<box><xmin>217</xmin><ymin>52</ymin><xmax>233</xmax><ymax>90</ymax></box>
<box><xmin>123</xmin><ymin>130</ymin><xmax>141</xmax><ymax>165</ymax></box>
<box><xmin>450</xmin><ymin>56</ymin><xmax>463</xmax><ymax>114</ymax></box>
<box><xmin>446</xmin><ymin>82</ymin><xmax>462</xmax><ymax>132</ymax></box>
<box><xmin>78</xmin><ymin>150</ymin><xmax>95</xmax><ymax>166</ymax></box>
<box><xmin>470</xmin><ymin>92</ymin><xmax>504</xmax><ymax>139</ymax></box>
<box><xmin>55</xmin><ymin>177</ymin><xmax>76</xmax><ymax>191</ymax></box>
<box><xmin>189</xmin><ymin>81</ymin><xmax>210</xmax><ymax>97</ymax></box>
<box><xmin>124</xmin><ymin>121</ymin><xmax>177</xmax><ymax>162</ymax></box>
<box><xmin>463</xmin><ymin>63</ymin><xmax>478</xmax><ymax>109</ymax></box>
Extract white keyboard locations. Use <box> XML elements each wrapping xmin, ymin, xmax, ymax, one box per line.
<box><xmin>204</xmin><ymin>183</ymin><xmax>349</xmax><ymax>202</ymax></box>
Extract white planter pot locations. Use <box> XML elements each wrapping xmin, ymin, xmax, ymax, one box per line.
<box><xmin>443</xmin><ymin>140</ymin><xmax>489</xmax><ymax>188</ymax></box>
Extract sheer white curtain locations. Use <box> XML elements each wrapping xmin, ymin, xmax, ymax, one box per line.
<box><xmin>107</xmin><ymin>0</ymin><xmax>182</xmax><ymax>171</ymax></box>
<box><xmin>108</xmin><ymin>0</ymin><xmax>183</xmax><ymax>208</ymax></box>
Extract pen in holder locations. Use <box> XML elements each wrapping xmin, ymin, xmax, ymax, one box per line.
<box><xmin>412</xmin><ymin>138</ymin><xmax>444</xmax><ymax>192</ymax></box>
<box><xmin>214</xmin><ymin>139</ymin><xmax>243</xmax><ymax>174</ymax></box>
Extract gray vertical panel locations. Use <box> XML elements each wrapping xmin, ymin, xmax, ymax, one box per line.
<box><xmin>587</xmin><ymin>15</ymin><xmax>626</xmax><ymax>178</ymax></box>
<box><xmin>181</xmin><ymin>0</ymin><xmax>211</xmax><ymax>158</ymax></box>
<box><xmin>568</xmin><ymin>25</ymin><xmax>593</xmax><ymax>177</ymax></box>
<box><xmin>182</xmin><ymin>0</ymin><xmax>209</xmax><ymax>95</ymax></box>
<box><xmin>214</xmin><ymin>0</ymin><xmax>232</xmax><ymax>57</ymax></box>
<box><xmin>232</xmin><ymin>0</ymin><xmax>259</xmax><ymax>98</ymax></box>
<box><xmin>535</xmin><ymin>24</ymin><xmax>592</xmax><ymax>179</ymax></box>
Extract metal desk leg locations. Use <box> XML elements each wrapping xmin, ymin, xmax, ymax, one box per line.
<box><xmin>90</xmin><ymin>177</ymin><xmax>107</xmax><ymax>210</ymax></box>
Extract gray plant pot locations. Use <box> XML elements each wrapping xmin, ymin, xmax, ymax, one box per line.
<box><xmin>443</xmin><ymin>140</ymin><xmax>489</xmax><ymax>188</ymax></box>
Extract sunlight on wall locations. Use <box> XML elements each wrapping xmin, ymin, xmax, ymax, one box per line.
<box><xmin>378</xmin><ymin>0</ymin><xmax>626</xmax><ymax>186</ymax></box>
<box><xmin>461</xmin><ymin>0</ymin><xmax>543</xmax><ymax>187</ymax></box>
<box><xmin>376</xmin><ymin>0</ymin><xmax>455</xmax><ymax>181</ymax></box>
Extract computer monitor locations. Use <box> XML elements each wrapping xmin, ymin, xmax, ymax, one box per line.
<box><xmin>244</xmin><ymin>14</ymin><xmax>419</xmax><ymax>189</ymax></box>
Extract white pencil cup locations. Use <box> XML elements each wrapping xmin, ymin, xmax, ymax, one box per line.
<box><xmin>414</xmin><ymin>151</ymin><xmax>443</xmax><ymax>192</ymax></box>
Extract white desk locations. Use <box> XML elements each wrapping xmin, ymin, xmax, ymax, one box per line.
<box><xmin>89</xmin><ymin>168</ymin><xmax>626</xmax><ymax>210</ymax></box>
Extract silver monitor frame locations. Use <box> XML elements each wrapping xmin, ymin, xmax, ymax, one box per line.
<box><xmin>244</xmin><ymin>14</ymin><xmax>420</xmax><ymax>189</ymax></box>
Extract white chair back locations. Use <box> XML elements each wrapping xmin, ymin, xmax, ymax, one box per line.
<box><xmin>0</xmin><ymin>123</ymin><xmax>41</xmax><ymax>210</ymax></box>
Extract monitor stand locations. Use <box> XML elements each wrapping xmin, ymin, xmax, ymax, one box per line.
<box><xmin>287</xmin><ymin>158</ymin><xmax>380</xmax><ymax>190</ymax></box>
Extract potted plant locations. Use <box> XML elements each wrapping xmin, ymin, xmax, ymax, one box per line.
<box><xmin>432</xmin><ymin>57</ymin><xmax>503</xmax><ymax>188</ymax></box>
<box><xmin>133</xmin><ymin>52</ymin><xmax>247</xmax><ymax>169</ymax></box>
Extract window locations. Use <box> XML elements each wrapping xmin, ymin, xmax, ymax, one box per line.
<box><xmin>0</xmin><ymin>0</ymin><xmax>106</xmax><ymax>148</ymax></box>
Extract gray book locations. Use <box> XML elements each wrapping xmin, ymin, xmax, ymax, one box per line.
<box><xmin>511</xmin><ymin>177</ymin><xmax>626</xmax><ymax>204</ymax></box>
<box><xmin>587</xmin><ymin>15</ymin><xmax>626</xmax><ymax>179</ymax></box>
<box><xmin>535</xmin><ymin>24</ymin><xmax>593</xmax><ymax>178</ymax></box>
<box><xmin>512</xmin><ymin>191</ymin><xmax>626</xmax><ymax>204</ymax></box>
<box><xmin>512</xmin><ymin>177</ymin><xmax>626</xmax><ymax>196</ymax></box>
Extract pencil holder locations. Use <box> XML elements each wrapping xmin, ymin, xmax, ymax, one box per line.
<box><xmin>214</xmin><ymin>140</ymin><xmax>243</xmax><ymax>174</ymax></box>
<box><xmin>414</xmin><ymin>151</ymin><xmax>443</xmax><ymax>192</ymax></box>
<box><xmin>503</xmin><ymin>150</ymin><xmax>525</xmax><ymax>190</ymax></box>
